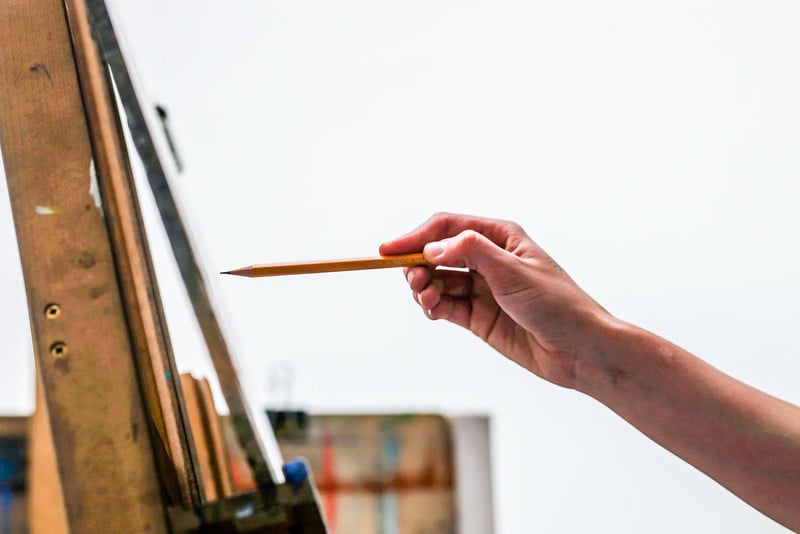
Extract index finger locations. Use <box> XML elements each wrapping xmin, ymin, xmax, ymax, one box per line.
<box><xmin>379</xmin><ymin>212</ymin><xmax>525</xmax><ymax>255</ymax></box>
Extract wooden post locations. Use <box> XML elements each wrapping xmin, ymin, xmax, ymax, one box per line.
<box><xmin>28</xmin><ymin>374</ymin><xmax>67</xmax><ymax>534</ymax></box>
<box><xmin>63</xmin><ymin>0</ymin><xmax>203</xmax><ymax>507</ymax></box>
<box><xmin>0</xmin><ymin>0</ymin><xmax>169</xmax><ymax>530</ymax></box>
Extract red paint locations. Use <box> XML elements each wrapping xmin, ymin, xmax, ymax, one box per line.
<box><xmin>321</xmin><ymin>430</ymin><xmax>338</xmax><ymax>530</ymax></box>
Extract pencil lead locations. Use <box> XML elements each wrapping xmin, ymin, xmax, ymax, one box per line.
<box><xmin>220</xmin><ymin>271</ymin><xmax>232</xmax><ymax>275</ymax></box>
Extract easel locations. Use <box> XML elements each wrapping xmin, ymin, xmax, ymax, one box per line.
<box><xmin>0</xmin><ymin>0</ymin><xmax>327</xmax><ymax>531</ymax></box>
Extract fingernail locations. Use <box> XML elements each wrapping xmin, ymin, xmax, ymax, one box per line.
<box><xmin>417</xmin><ymin>292</ymin><xmax>424</xmax><ymax>306</ymax></box>
<box><xmin>424</xmin><ymin>241</ymin><xmax>446</xmax><ymax>260</ymax></box>
<box><xmin>406</xmin><ymin>270</ymin><xmax>415</xmax><ymax>285</ymax></box>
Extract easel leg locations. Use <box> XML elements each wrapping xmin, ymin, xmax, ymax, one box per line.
<box><xmin>27</xmin><ymin>373</ymin><xmax>67</xmax><ymax>534</ymax></box>
<box><xmin>0</xmin><ymin>0</ymin><xmax>169</xmax><ymax>530</ymax></box>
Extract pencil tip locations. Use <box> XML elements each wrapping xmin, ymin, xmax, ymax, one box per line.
<box><xmin>220</xmin><ymin>271</ymin><xmax>231</xmax><ymax>275</ymax></box>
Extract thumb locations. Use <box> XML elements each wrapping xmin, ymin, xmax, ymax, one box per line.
<box><xmin>423</xmin><ymin>230</ymin><xmax>512</xmax><ymax>275</ymax></box>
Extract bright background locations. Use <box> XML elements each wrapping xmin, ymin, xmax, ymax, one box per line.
<box><xmin>1</xmin><ymin>1</ymin><xmax>799</xmax><ymax>532</ymax></box>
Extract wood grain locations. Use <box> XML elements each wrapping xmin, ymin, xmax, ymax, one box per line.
<box><xmin>0</xmin><ymin>0</ymin><xmax>167</xmax><ymax>530</ymax></box>
<box><xmin>64</xmin><ymin>0</ymin><xmax>202</xmax><ymax>507</ymax></box>
<box><xmin>181</xmin><ymin>374</ymin><xmax>235</xmax><ymax>501</ymax></box>
<box><xmin>28</xmin><ymin>374</ymin><xmax>67</xmax><ymax>534</ymax></box>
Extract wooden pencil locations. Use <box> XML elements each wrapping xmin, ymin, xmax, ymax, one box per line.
<box><xmin>221</xmin><ymin>253</ymin><xmax>429</xmax><ymax>278</ymax></box>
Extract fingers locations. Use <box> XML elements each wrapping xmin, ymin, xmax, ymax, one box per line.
<box><xmin>410</xmin><ymin>271</ymin><xmax>495</xmax><ymax>334</ymax></box>
<box><xmin>380</xmin><ymin>212</ymin><xmax>527</xmax><ymax>257</ymax></box>
<box><xmin>407</xmin><ymin>266</ymin><xmax>473</xmax><ymax>301</ymax></box>
<box><xmin>422</xmin><ymin>228</ymin><xmax>515</xmax><ymax>277</ymax></box>
<box><xmin>426</xmin><ymin>295</ymin><xmax>473</xmax><ymax>329</ymax></box>
<box><xmin>404</xmin><ymin>265</ymin><xmax>430</xmax><ymax>294</ymax></box>
<box><xmin>405</xmin><ymin>266</ymin><xmax>480</xmax><ymax>324</ymax></box>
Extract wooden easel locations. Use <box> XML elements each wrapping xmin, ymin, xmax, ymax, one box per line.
<box><xmin>0</xmin><ymin>0</ymin><xmax>326</xmax><ymax>531</ymax></box>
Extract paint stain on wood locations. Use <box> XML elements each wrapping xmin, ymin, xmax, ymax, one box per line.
<box><xmin>34</xmin><ymin>206</ymin><xmax>58</xmax><ymax>215</ymax></box>
<box><xmin>126</xmin><ymin>421</ymin><xmax>139</xmax><ymax>443</ymax></box>
<box><xmin>76</xmin><ymin>250</ymin><xmax>96</xmax><ymax>269</ymax></box>
<box><xmin>89</xmin><ymin>284</ymin><xmax>108</xmax><ymax>300</ymax></box>
<box><xmin>53</xmin><ymin>355</ymin><xmax>69</xmax><ymax>374</ymax></box>
<box><xmin>29</xmin><ymin>63</ymin><xmax>53</xmax><ymax>85</ymax></box>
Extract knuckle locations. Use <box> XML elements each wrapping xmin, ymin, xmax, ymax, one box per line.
<box><xmin>506</xmin><ymin>220</ymin><xmax>524</xmax><ymax>234</ymax></box>
<box><xmin>458</xmin><ymin>229</ymin><xmax>482</xmax><ymax>248</ymax></box>
<box><xmin>429</xmin><ymin>212</ymin><xmax>451</xmax><ymax>226</ymax></box>
<box><xmin>428</xmin><ymin>212</ymin><xmax>454</xmax><ymax>234</ymax></box>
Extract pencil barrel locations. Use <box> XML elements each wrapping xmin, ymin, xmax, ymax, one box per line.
<box><xmin>226</xmin><ymin>253</ymin><xmax>428</xmax><ymax>278</ymax></box>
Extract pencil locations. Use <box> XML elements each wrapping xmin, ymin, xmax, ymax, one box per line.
<box><xmin>221</xmin><ymin>253</ymin><xmax>429</xmax><ymax>278</ymax></box>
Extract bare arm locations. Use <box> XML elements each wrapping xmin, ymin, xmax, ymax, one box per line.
<box><xmin>578</xmin><ymin>320</ymin><xmax>800</xmax><ymax>529</ymax></box>
<box><xmin>381</xmin><ymin>212</ymin><xmax>800</xmax><ymax>530</ymax></box>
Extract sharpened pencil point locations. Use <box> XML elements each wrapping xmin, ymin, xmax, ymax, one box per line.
<box><xmin>221</xmin><ymin>254</ymin><xmax>427</xmax><ymax>278</ymax></box>
<box><xmin>220</xmin><ymin>271</ymin><xmax>232</xmax><ymax>275</ymax></box>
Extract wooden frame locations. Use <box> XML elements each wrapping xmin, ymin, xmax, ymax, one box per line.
<box><xmin>0</xmin><ymin>0</ymin><xmax>326</xmax><ymax>531</ymax></box>
<box><xmin>0</xmin><ymin>0</ymin><xmax>172</xmax><ymax>530</ymax></box>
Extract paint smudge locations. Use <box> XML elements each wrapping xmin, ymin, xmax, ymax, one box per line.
<box><xmin>29</xmin><ymin>63</ymin><xmax>53</xmax><ymax>85</ymax></box>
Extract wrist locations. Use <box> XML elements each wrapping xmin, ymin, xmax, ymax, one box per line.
<box><xmin>571</xmin><ymin>314</ymin><xmax>668</xmax><ymax>400</ymax></box>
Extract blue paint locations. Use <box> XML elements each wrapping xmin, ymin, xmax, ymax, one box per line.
<box><xmin>1</xmin><ymin>436</ymin><xmax>26</xmax><ymax>532</ymax></box>
<box><xmin>379</xmin><ymin>492</ymin><xmax>398</xmax><ymax>534</ymax></box>
<box><xmin>381</xmin><ymin>428</ymin><xmax>400</xmax><ymax>479</ymax></box>
<box><xmin>1</xmin><ymin>486</ymin><xmax>11</xmax><ymax>534</ymax></box>
<box><xmin>0</xmin><ymin>459</ymin><xmax>13</xmax><ymax>482</ymax></box>
<box><xmin>282</xmin><ymin>460</ymin><xmax>308</xmax><ymax>493</ymax></box>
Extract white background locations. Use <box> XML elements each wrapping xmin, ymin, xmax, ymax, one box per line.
<box><xmin>1</xmin><ymin>1</ymin><xmax>799</xmax><ymax>532</ymax></box>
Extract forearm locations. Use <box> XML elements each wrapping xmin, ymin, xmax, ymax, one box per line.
<box><xmin>384</xmin><ymin>212</ymin><xmax>800</xmax><ymax>526</ymax></box>
<box><xmin>575</xmin><ymin>317</ymin><xmax>800</xmax><ymax>530</ymax></box>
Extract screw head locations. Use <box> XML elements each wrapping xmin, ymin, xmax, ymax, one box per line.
<box><xmin>44</xmin><ymin>303</ymin><xmax>61</xmax><ymax>319</ymax></box>
<box><xmin>50</xmin><ymin>342</ymin><xmax>68</xmax><ymax>358</ymax></box>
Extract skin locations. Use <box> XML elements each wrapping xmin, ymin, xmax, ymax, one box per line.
<box><xmin>380</xmin><ymin>212</ymin><xmax>800</xmax><ymax>531</ymax></box>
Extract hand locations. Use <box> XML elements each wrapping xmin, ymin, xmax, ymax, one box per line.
<box><xmin>386</xmin><ymin>213</ymin><xmax>800</xmax><ymax>531</ymax></box>
<box><xmin>380</xmin><ymin>212</ymin><xmax>612</xmax><ymax>388</ymax></box>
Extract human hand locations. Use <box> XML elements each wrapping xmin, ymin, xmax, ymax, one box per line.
<box><xmin>380</xmin><ymin>212</ymin><xmax>613</xmax><ymax>388</ymax></box>
<box><xmin>388</xmin><ymin>214</ymin><xmax>800</xmax><ymax>531</ymax></box>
